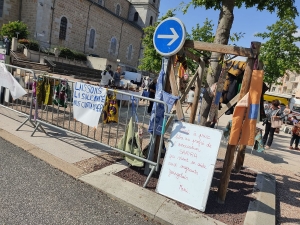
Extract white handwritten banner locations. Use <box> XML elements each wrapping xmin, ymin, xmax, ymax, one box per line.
<box><xmin>73</xmin><ymin>82</ymin><xmax>107</xmax><ymax>128</ymax></box>
<box><xmin>156</xmin><ymin>121</ymin><xmax>223</xmax><ymax>212</ymax></box>
<box><xmin>0</xmin><ymin>63</ymin><xmax>27</xmax><ymax>99</ymax></box>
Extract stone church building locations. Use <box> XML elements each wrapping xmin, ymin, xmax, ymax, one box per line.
<box><xmin>0</xmin><ymin>0</ymin><xmax>160</xmax><ymax>68</ymax></box>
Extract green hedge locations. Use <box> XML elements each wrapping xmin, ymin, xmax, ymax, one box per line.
<box><xmin>58</xmin><ymin>47</ymin><xmax>87</xmax><ymax>61</ymax></box>
<box><xmin>18</xmin><ymin>39</ymin><xmax>40</xmax><ymax>51</ymax></box>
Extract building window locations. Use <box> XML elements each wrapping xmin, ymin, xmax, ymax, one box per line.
<box><xmin>89</xmin><ymin>29</ymin><xmax>95</xmax><ymax>49</ymax></box>
<box><xmin>0</xmin><ymin>0</ymin><xmax>4</xmax><ymax>17</ymax></box>
<box><xmin>110</xmin><ymin>37</ymin><xmax>117</xmax><ymax>55</ymax></box>
<box><xmin>149</xmin><ymin>16</ymin><xmax>153</xmax><ymax>26</ymax></box>
<box><xmin>134</xmin><ymin>12</ymin><xmax>138</xmax><ymax>22</ymax></box>
<box><xmin>153</xmin><ymin>0</ymin><xmax>155</xmax><ymax>2</ymax></box>
<box><xmin>127</xmin><ymin>44</ymin><xmax>133</xmax><ymax>60</ymax></box>
<box><xmin>59</xmin><ymin>17</ymin><xmax>67</xmax><ymax>40</ymax></box>
<box><xmin>272</xmin><ymin>87</ymin><xmax>276</xmax><ymax>92</ymax></box>
<box><xmin>98</xmin><ymin>0</ymin><xmax>104</xmax><ymax>6</ymax></box>
<box><xmin>115</xmin><ymin>4</ymin><xmax>121</xmax><ymax>16</ymax></box>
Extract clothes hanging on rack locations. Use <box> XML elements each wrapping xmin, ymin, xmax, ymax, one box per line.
<box><xmin>117</xmin><ymin>117</ymin><xmax>144</xmax><ymax>167</ymax></box>
<box><xmin>34</xmin><ymin>76</ymin><xmax>56</xmax><ymax>106</ymax></box>
<box><xmin>102</xmin><ymin>92</ymin><xmax>118</xmax><ymax>123</ymax></box>
<box><xmin>53</xmin><ymin>80</ymin><xmax>70</xmax><ymax>108</ymax></box>
<box><xmin>36</xmin><ymin>76</ymin><xmax>45</xmax><ymax>106</ymax></box>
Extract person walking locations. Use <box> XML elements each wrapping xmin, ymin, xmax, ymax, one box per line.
<box><xmin>147</xmin><ymin>78</ymin><xmax>157</xmax><ymax>113</ymax></box>
<box><xmin>100</xmin><ymin>65</ymin><xmax>113</xmax><ymax>86</ymax></box>
<box><xmin>185</xmin><ymin>87</ymin><xmax>195</xmax><ymax>113</ymax></box>
<box><xmin>263</xmin><ymin>99</ymin><xmax>284</xmax><ymax>149</ymax></box>
<box><xmin>290</xmin><ymin>121</ymin><xmax>300</xmax><ymax>150</ymax></box>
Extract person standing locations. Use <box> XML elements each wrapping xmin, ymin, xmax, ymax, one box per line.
<box><xmin>283</xmin><ymin>105</ymin><xmax>291</xmax><ymax>124</ymax></box>
<box><xmin>185</xmin><ymin>87</ymin><xmax>195</xmax><ymax>113</ymax></box>
<box><xmin>113</xmin><ymin>66</ymin><xmax>122</xmax><ymax>87</ymax></box>
<box><xmin>263</xmin><ymin>99</ymin><xmax>284</xmax><ymax>149</ymax></box>
<box><xmin>100</xmin><ymin>65</ymin><xmax>113</xmax><ymax>86</ymax></box>
<box><xmin>147</xmin><ymin>78</ymin><xmax>157</xmax><ymax>113</ymax></box>
<box><xmin>290</xmin><ymin>121</ymin><xmax>300</xmax><ymax>150</ymax></box>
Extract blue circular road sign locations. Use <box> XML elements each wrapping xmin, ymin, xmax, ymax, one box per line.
<box><xmin>153</xmin><ymin>17</ymin><xmax>186</xmax><ymax>57</ymax></box>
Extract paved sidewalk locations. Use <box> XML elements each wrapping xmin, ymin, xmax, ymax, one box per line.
<box><xmin>0</xmin><ymin>107</ymin><xmax>298</xmax><ymax>224</ymax></box>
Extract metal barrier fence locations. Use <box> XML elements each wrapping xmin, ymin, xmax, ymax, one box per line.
<box><xmin>8</xmin><ymin>72</ymin><xmax>170</xmax><ymax>187</ymax></box>
<box><xmin>0</xmin><ymin>64</ymin><xmax>36</xmax><ymax>131</ymax></box>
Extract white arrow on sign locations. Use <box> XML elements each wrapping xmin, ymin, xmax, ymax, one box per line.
<box><xmin>157</xmin><ymin>28</ymin><xmax>179</xmax><ymax>46</ymax></box>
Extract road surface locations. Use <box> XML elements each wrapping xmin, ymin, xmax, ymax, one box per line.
<box><xmin>0</xmin><ymin>137</ymin><xmax>157</xmax><ymax>225</ymax></box>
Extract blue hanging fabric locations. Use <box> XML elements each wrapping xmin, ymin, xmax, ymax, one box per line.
<box><xmin>148</xmin><ymin>66</ymin><xmax>179</xmax><ymax>135</ymax></box>
<box><xmin>130</xmin><ymin>96</ymin><xmax>139</xmax><ymax>123</ymax></box>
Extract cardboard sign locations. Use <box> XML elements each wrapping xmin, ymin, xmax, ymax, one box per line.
<box><xmin>156</xmin><ymin>121</ymin><xmax>223</xmax><ymax>212</ymax></box>
<box><xmin>73</xmin><ymin>82</ymin><xmax>107</xmax><ymax>128</ymax></box>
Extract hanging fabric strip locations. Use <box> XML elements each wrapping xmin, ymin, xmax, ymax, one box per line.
<box><xmin>229</xmin><ymin>69</ymin><xmax>264</xmax><ymax>145</ymax></box>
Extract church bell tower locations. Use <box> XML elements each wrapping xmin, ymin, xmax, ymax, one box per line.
<box><xmin>128</xmin><ymin>0</ymin><xmax>160</xmax><ymax>28</ymax></box>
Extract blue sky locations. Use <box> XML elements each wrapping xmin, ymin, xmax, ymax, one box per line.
<box><xmin>159</xmin><ymin>0</ymin><xmax>300</xmax><ymax>53</ymax></box>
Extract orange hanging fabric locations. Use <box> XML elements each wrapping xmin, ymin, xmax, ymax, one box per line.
<box><xmin>229</xmin><ymin>70</ymin><xmax>264</xmax><ymax>146</ymax></box>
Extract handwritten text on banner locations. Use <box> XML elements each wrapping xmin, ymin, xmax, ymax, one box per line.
<box><xmin>73</xmin><ymin>82</ymin><xmax>107</xmax><ymax>128</ymax></box>
<box><xmin>156</xmin><ymin>121</ymin><xmax>223</xmax><ymax>212</ymax></box>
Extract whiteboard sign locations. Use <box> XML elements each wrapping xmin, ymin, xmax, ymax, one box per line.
<box><xmin>156</xmin><ymin>121</ymin><xmax>223</xmax><ymax>212</ymax></box>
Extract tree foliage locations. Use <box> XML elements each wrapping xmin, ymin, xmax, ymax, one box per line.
<box><xmin>255</xmin><ymin>16</ymin><xmax>300</xmax><ymax>86</ymax></box>
<box><xmin>182</xmin><ymin>0</ymin><xmax>298</xmax><ymax>19</ymax></box>
<box><xmin>138</xmin><ymin>10</ymin><xmax>175</xmax><ymax>73</ymax></box>
<box><xmin>0</xmin><ymin>21</ymin><xmax>29</xmax><ymax>40</ymax></box>
<box><xmin>181</xmin><ymin>0</ymin><xmax>298</xmax><ymax>125</ymax></box>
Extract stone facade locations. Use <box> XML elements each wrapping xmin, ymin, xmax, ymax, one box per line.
<box><xmin>0</xmin><ymin>0</ymin><xmax>160</xmax><ymax>68</ymax></box>
<box><xmin>0</xmin><ymin>0</ymin><xmax>20</xmax><ymax>26</ymax></box>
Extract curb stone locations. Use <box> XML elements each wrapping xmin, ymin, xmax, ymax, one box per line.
<box><xmin>244</xmin><ymin>172</ymin><xmax>276</xmax><ymax>225</ymax></box>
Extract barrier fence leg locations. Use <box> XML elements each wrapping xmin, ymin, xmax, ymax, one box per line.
<box><xmin>16</xmin><ymin>117</ymin><xmax>29</xmax><ymax>131</ymax></box>
<box><xmin>143</xmin><ymin>165</ymin><xmax>155</xmax><ymax>188</ymax></box>
<box><xmin>31</xmin><ymin>122</ymin><xmax>46</xmax><ymax>136</ymax></box>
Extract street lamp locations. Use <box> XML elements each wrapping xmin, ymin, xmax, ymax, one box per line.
<box><xmin>15</xmin><ymin>32</ymin><xmax>20</xmax><ymax>39</ymax></box>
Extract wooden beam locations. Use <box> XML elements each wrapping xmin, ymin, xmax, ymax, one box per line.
<box><xmin>180</xmin><ymin>70</ymin><xmax>199</xmax><ymax>103</ymax></box>
<box><xmin>217</xmin><ymin>42</ymin><xmax>261</xmax><ymax>203</ymax></box>
<box><xmin>169</xmin><ymin>56</ymin><xmax>185</xmax><ymax>121</ymax></box>
<box><xmin>184</xmin><ymin>49</ymin><xmax>201</xmax><ymax>63</ymax></box>
<box><xmin>218</xmin><ymin>94</ymin><xmax>240</xmax><ymax>119</ymax></box>
<box><xmin>184</xmin><ymin>40</ymin><xmax>257</xmax><ymax>58</ymax></box>
<box><xmin>189</xmin><ymin>61</ymin><xmax>205</xmax><ymax>124</ymax></box>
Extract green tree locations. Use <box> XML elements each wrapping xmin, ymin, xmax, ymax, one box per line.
<box><xmin>0</xmin><ymin>21</ymin><xmax>29</xmax><ymax>40</ymax></box>
<box><xmin>183</xmin><ymin>0</ymin><xmax>298</xmax><ymax>125</ymax></box>
<box><xmin>255</xmin><ymin>16</ymin><xmax>300</xmax><ymax>87</ymax></box>
<box><xmin>138</xmin><ymin>10</ymin><xmax>175</xmax><ymax>73</ymax></box>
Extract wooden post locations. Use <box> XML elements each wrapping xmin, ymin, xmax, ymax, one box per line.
<box><xmin>235</xmin><ymin>57</ymin><xmax>263</xmax><ymax>172</ymax></box>
<box><xmin>218</xmin><ymin>42</ymin><xmax>261</xmax><ymax>203</ymax></box>
<box><xmin>217</xmin><ymin>94</ymin><xmax>240</xmax><ymax>119</ymax></box>
<box><xmin>169</xmin><ymin>56</ymin><xmax>185</xmax><ymax>121</ymax></box>
<box><xmin>189</xmin><ymin>61</ymin><xmax>205</xmax><ymax>123</ymax></box>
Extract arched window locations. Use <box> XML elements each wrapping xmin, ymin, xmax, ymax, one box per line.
<box><xmin>98</xmin><ymin>0</ymin><xmax>104</xmax><ymax>6</ymax></box>
<box><xmin>153</xmin><ymin>0</ymin><xmax>156</xmax><ymax>2</ymax></box>
<box><xmin>149</xmin><ymin>16</ymin><xmax>153</xmax><ymax>26</ymax></box>
<box><xmin>110</xmin><ymin>37</ymin><xmax>117</xmax><ymax>55</ymax></box>
<box><xmin>134</xmin><ymin>12</ymin><xmax>138</xmax><ymax>22</ymax></box>
<box><xmin>89</xmin><ymin>29</ymin><xmax>95</xmax><ymax>49</ymax></box>
<box><xmin>115</xmin><ymin>4</ymin><xmax>121</xmax><ymax>16</ymax></box>
<box><xmin>0</xmin><ymin>0</ymin><xmax>4</xmax><ymax>17</ymax></box>
<box><xmin>59</xmin><ymin>17</ymin><xmax>67</xmax><ymax>40</ymax></box>
<box><xmin>127</xmin><ymin>44</ymin><xmax>133</xmax><ymax>60</ymax></box>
